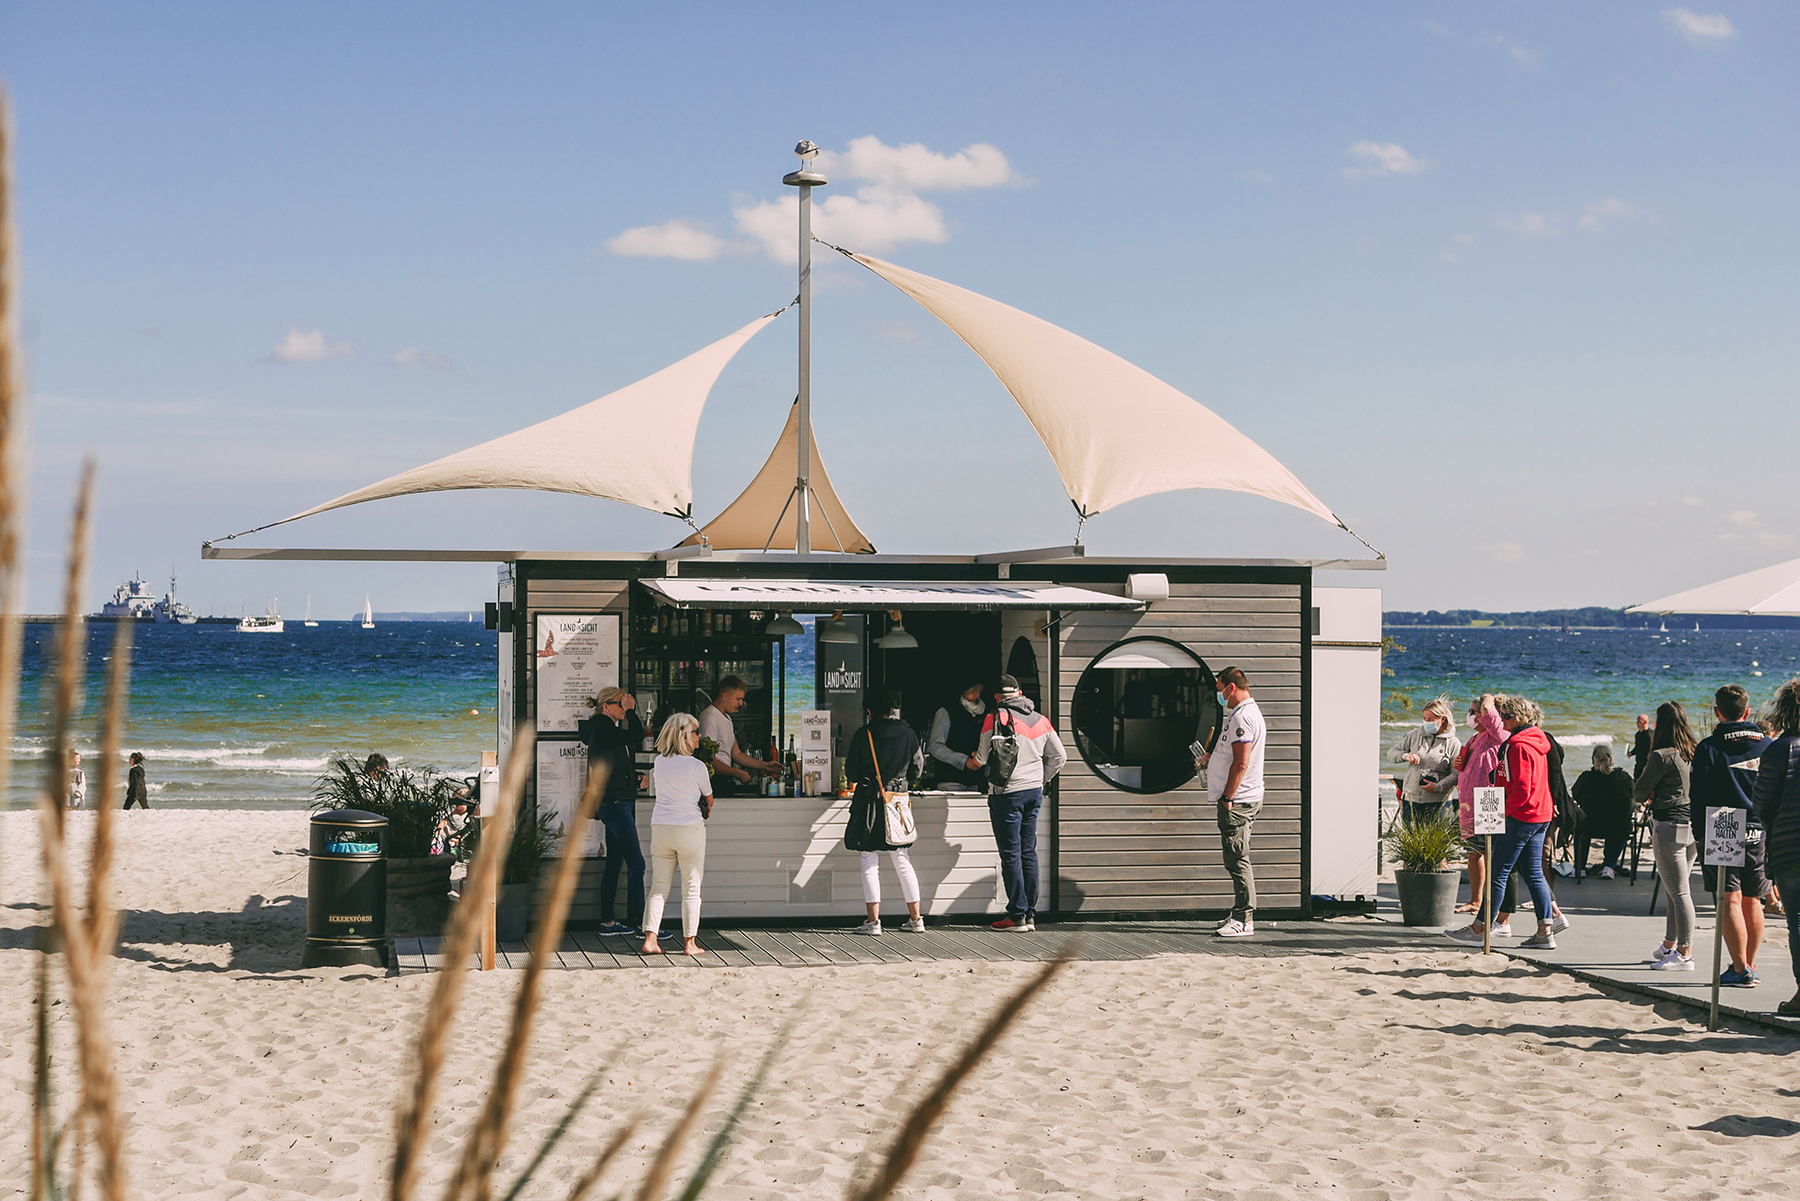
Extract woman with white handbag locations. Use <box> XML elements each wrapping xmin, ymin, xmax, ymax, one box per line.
<box><xmin>845</xmin><ymin>692</ymin><xmax>926</xmax><ymax>936</ymax></box>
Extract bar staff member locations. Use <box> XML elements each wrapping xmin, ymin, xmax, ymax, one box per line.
<box><xmin>698</xmin><ymin>675</ymin><xmax>781</xmax><ymax>793</ymax></box>
<box><xmin>928</xmin><ymin>678</ymin><xmax>988</xmax><ymax>790</ymax></box>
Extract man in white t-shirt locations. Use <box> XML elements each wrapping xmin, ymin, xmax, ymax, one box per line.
<box><xmin>697</xmin><ymin>675</ymin><xmax>781</xmax><ymax>793</ymax></box>
<box><xmin>1198</xmin><ymin>666</ymin><xmax>1266</xmax><ymax>938</ymax></box>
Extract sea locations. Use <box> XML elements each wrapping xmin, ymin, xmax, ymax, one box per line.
<box><xmin>5</xmin><ymin>618</ymin><xmax>820</xmax><ymax>811</ymax></box>
<box><xmin>6</xmin><ymin>622</ymin><xmax>1798</xmax><ymax>811</ymax></box>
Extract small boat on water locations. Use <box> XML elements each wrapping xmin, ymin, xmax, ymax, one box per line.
<box><xmin>303</xmin><ymin>595</ymin><xmax>319</xmax><ymax>627</ymax></box>
<box><xmin>361</xmin><ymin>596</ymin><xmax>375</xmax><ymax>629</ymax></box>
<box><xmin>238</xmin><ymin>600</ymin><xmax>285</xmax><ymax>633</ymax></box>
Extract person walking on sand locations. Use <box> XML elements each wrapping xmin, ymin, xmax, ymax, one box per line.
<box><xmin>845</xmin><ymin>691</ymin><xmax>927</xmax><ymax>936</ymax></box>
<box><xmin>644</xmin><ymin>713</ymin><xmax>714</xmax><ymax>957</ymax></box>
<box><xmin>66</xmin><ymin>751</ymin><xmax>87</xmax><ymax>810</ymax></box>
<box><xmin>1447</xmin><ymin>695</ymin><xmax>1559</xmax><ymax>950</ymax></box>
<box><xmin>123</xmin><ymin>752</ymin><xmax>149</xmax><ymax>810</ymax></box>
<box><xmin>1453</xmin><ymin>696</ymin><xmax>1515</xmax><ymax>926</ymax></box>
<box><xmin>1751</xmin><ymin>678</ymin><xmax>1800</xmax><ymax>1017</ymax></box>
<box><xmin>974</xmin><ymin>673</ymin><xmax>1067</xmax><ymax>932</ymax></box>
<box><xmin>1692</xmin><ymin>685</ymin><xmax>1775</xmax><ymax>987</ymax></box>
<box><xmin>1199</xmin><ymin>667</ymin><xmax>1266</xmax><ymax>939</ymax></box>
<box><xmin>1387</xmin><ymin>697</ymin><xmax>1460</xmax><ymax>826</ymax></box>
<box><xmin>586</xmin><ymin>686</ymin><xmax>648</xmax><ymax>936</ymax></box>
<box><xmin>1635</xmin><ymin>700</ymin><xmax>1699</xmax><ymax>971</ymax></box>
<box><xmin>1571</xmin><ymin>744</ymin><xmax>1633</xmax><ymax>878</ymax></box>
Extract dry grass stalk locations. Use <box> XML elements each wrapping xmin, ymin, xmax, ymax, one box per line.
<box><xmin>86</xmin><ymin>621</ymin><xmax>131</xmax><ymax>959</ymax></box>
<box><xmin>631</xmin><ymin>1060</ymin><xmax>724</xmax><ymax>1201</ymax></box>
<box><xmin>845</xmin><ymin>947</ymin><xmax>1077</xmax><ymax>1201</ymax></box>
<box><xmin>444</xmin><ymin>761</ymin><xmax>608</xmax><ymax>1201</ymax></box>
<box><xmin>390</xmin><ymin>724</ymin><xmax>534</xmax><ymax>1201</ymax></box>
<box><xmin>0</xmin><ymin>88</ymin><xmax>26</xmax><ymax>870</ymax></box>
<box><xmin>563</xmin><ymin>1117</ymin><xmax>640</xmax><ymax>1201</ymax></box>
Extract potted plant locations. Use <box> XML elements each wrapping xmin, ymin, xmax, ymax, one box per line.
<box><xmin>311</xmin><ymin>758</ymin><xmax>458</xmax><ymax>932</ymax></box>
<box><xmin>495</xmin><ymin>807</ymin><xmax>562</xmax><ymax>941</ymax></box>
<box><xmin>1387</xmin><ymin>813</ymin><xmax>1464</xmax><ymax>927</ymax></box>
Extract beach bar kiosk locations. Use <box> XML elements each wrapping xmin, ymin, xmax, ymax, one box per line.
<box><xmin>207</xmin><ymin>144</ymin><xmax>1384</xmax><ymax>924</ymax></box>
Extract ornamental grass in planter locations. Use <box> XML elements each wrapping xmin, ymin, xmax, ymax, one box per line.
<box><xmin>311</xmin><ymin>758</ymin><xmax>460</xmax><ymax>933</ymax></box>
<box><xmin>1387</xmin><ymin>812</ymin><xmax>1464</xmax><ymax>927</ymax></box>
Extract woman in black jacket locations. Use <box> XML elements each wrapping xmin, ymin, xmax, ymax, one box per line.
<box><xmin>1753</xmin><ymin>678</ymin><xmax>1800</xmax><ymax>1017</ymax></box>
<box><xmin>586</xmin><ymin>686</ymin><xmax>648</xmax><ymax>935</ymax></box>
<box><xmin>1571</xmin><ymin>744</ymin><xmax>1633</xmax><ymax>878</ymax></box>
<box><xmin>845</xmin><ymin>692</ymin><xmax>926</xmax><ymax>936</ymax></box>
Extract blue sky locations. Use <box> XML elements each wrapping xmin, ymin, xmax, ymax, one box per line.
<box><xmin>3</xmin><ymin>3</ymin><xmax>1795</xmax><ymax>615</ymax></box>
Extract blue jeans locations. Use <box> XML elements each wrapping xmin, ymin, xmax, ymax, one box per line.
<box><xmin>1774</xmin><ymin>869</ymin><xmax>1800</xmax><ymax>987</ymax></box>
<box><xmin>1489</xmin><ymin>817</ymin><xmax>1554</xmax><ymax>927</ymax></box>
<box><xmin>597</xmin><ymin>801</ymin><xmax>645</xmax><ymax>925</ymax></box>
<box><xmin>988</xmin><ymin>787</ymin><xmax>1042</xmax><ymax>920</ymax></box>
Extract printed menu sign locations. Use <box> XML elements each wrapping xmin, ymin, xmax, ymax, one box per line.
<box><xmin>536</xmin><ymin>739</ymin><xmax>604</xmax><ymax>857</ymax></box>
<box><xmin>1704</xmin><ymin>806</ymin><xmax>1746</xmax><ymax>867</ymax></box>
<box><xmin>535</xmin><ymin>614</ymin><xmax>620</xmax><ymax>733</ymax></box>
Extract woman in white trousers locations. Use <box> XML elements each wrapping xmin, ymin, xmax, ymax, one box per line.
<box><xmin>644</xmin><ymin>713</ymin><xmax>715</xmax><ymax>957</ymax></box>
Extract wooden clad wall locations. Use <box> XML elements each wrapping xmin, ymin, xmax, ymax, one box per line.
<box><xmin>1055</xmin><ymin>580</ymin><xmax>1306</xmax><ymax>916</ymax></box>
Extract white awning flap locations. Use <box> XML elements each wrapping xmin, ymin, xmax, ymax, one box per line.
<box><xmin>842</xmin><ymin>250</ymin><xmax>1345</xmax><ymax>528</ymax></box>
<box><xmin>643</xmin><ymin>578</ymin><xmax>1143</xmax><ymax>612</ymax></box>
<box><xmin>1627</xmin><ymin>555</ymin><xmax>1800</xmax><ymax>616</ymax></box>
<box><xmin>1091</xmin><ymin>642</ymin><xmax>1203</xmax><ymax>671</ymax></box>
<box><xmin>261</xmin><ymin>314</ymin><xmax>781</xmax><ymax>533</ymax></box>
<box><xmin>681</xmin><ymin>399</ymin><xmax>874</xmax><ymax>553</ymax></box>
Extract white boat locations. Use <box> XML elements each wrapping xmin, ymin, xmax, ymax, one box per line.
<box><xmin>361</xmin><ymin>596</ymin><xmax>375</xmax><ymax>629</ymax></box>
<box><xmin>303</xmin><ymin>595</ymin><xmax>319</xmax><ymax>627</ymax></box>
<box><xmin>153</xmin><ymin>574</ymin><xmax>199</xmax><ymax>624</ymax></box>
<box><xmin>100</xmin><ymin>573</ymin><xmax>158</xmax><ymax>618</ymax></box>
<box><xmin>239</xmin><ymin>600</ymin><xmax>285</xmax><ymax>633</ymax></box>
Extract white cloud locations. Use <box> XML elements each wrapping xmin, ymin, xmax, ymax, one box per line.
<box><xmin>1342</xmin><ymin>141</ymin><xmax>1429</xmax><ymax>179</ymax></box>
<box><xmin>1579</xmin><ymin>197</ymin><xmax>1637</xmax><ymax>230</ymax></box>
<box><xmin>1238</xmin><ymin>169</ymin><xmax>1276</xmax><ymax>184</ymax></box>
<box><xmin>608</xmin><ymin>136</ymin><xmax>1025</xmax><ymax>262</ymax></box>
<box><xmin>265</xmin><ymin>328</ymin><xmax>356</xmax><ymax>364</ymax></box>
<box><xmin>606</xmin><ymin>219</ymin><xmax>744</xmax><ymax>261</ymax></box>
<box><xmin>1726</xmin><ymin>509</ymin><xmax>1761</xmax><ymax>527</ymax></box>
<box><xmin>1480</xmin><ymin>32</ymin><xmax>1546</xmax><ymax>65</ymax></box>
<box><xmin>1496</xmin><ymin>210</ymin><xmax>1554</xmax><ymax>237</ymax></box>
<box><xmin>1422</xmin><ymin>19</ymin><xmax>1452</xmax><ymax>36</ymax></box>
<box><xmin>869</xmin><ymin>319</ymin><xmax>927</xmax><ymax>346</ymax></box>
<box><xmin>390</xmin><ymin>346</ymin><xmax>453</xmax><ymax>371</ymax></box>
<box><xmin>1451</xmin><ymin>233</ymin><xmax>1476</xmax><ymax>245</ymax></box>
<box><xmin>1437</xmin><ymin>251</ymin><xmax>1460</xmax><ymax>265</ymax></box>
<box><xmin>1683</xmin><ymin>497</ymin><xmax>1707</xmax><ymax>507</ymax></box>
<box><xmin>818</xmin><ymin>135</ymin><xmax>1023</xmax><ymax>191</ymax></box>
<box><xmin>1498</xmin><ymin>198</ymin><xmax>1643</xmax><ymax>238</ymax></box>
<box><xmin>1663</xmin><ymin>9</ymin><xmax>1738</xmax><ymax>45</ymax></box>
<box><xmin>1478</xmin><ymin>542</ymin><xmax>1527</xmax><ymax>565</ymax></box>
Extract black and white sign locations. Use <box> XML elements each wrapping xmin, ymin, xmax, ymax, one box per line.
<box><xmin>534</xmin><ymin>613</ymin><xmax>620</xmax><ymax>733</ymax></box>
<box><xmin>1472</xmin><ymin>786</ymin><xmax>1506</xmax><ymax>835</ymax></box>
<box><xmin>536</xmin><ymin>739</ymin><xmax>603</xmax><ymax>857</ymax></box>
<box><xmin>1704</xmin><ymin>806</ymin><xmax>1747</xmax><ymax>867</ymax></box>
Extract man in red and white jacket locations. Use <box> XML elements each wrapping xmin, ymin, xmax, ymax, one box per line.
<box><xmin>972</xmin><ymin>674</ymin><xmax>1067</xmax><ymax>932</ymax></box>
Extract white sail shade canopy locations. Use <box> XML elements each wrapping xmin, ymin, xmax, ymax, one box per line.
<box><xmin>237</xmin><ymin>314</ymin><xmax>782</xmax><ymax>539</ymax></box>
<box><xmin>681</xmin><ymin>399</ymin><xmax>874</xmax><ymax>553</ymax></box>
<box><xmin>840</xmin><ymin>250</ymin><xmax>1345</xmax><ymax>529</ymax></box>
<box><xmin>1627</xmin><ymin>556</ymin><xmax>1800</xmax><ymax>616</ymax></box>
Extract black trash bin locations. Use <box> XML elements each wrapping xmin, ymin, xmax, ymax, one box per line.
<box><xmin>302</xmin><ymin>809</ymin><xmax>391</xmax><ymax>968</ymax></box>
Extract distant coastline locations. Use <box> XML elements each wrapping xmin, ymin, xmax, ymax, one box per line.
<box><xmin>1384</xmin><ymin>607</ymin><xmax>1800</xmax><ymax>630</ymax></box>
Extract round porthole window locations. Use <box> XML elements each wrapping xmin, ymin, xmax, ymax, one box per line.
<box><xmin>1070</xmin><ymin>637</ymin><xmax>1221</xmax><ymax>794</ymax></box>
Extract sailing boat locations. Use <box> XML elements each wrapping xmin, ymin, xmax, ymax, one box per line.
<box><xmin>303</xmin><ymin>595</ymin><xmax>319</xmax><ymax>627</ymax></box>
<box><xmin>362</xmin><ymin>596</ymin><xmax>375</xmax><ymax>629</ymax></box>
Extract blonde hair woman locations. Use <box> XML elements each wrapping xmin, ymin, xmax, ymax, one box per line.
<box><xmin>644</xmin><ymin>712</ymin><xmax>714</xmax><ymax>956</ymax></box>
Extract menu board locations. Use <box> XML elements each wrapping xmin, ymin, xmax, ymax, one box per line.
<box><xmin>534</xmin><ymin>613</ymin><xmax>620</xmax><ymax>733</ymax></box>
<box><xmin>536</xmin><ymin>739</ymin><xmax>604</xmax><ymax>858</ymax></box>
<box><xmin>801</xmin><ymin>710</ymin><xmax>832</xmax><ymax>795</ymax></box>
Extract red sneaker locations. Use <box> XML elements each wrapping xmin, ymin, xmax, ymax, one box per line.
<box><xmin>990</xmin><ymin>917</ymin><xmax>1020</xmax><ymax>930</ymax></box>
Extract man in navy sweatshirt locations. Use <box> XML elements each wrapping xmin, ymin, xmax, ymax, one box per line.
<box><xmin>1691</xmin><ymin>684</ymin><xmax>1773</xmax><ymax>987</ymax></box>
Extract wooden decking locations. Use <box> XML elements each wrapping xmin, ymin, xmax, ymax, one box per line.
<box><xmin>393</xmin><ymin>917</ymin><xmax>1435</xmax><ymax>972</ymax></box>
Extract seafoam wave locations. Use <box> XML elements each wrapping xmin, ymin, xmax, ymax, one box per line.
<box><xmin>1557</xmin><ymin>734</ymin><xmax>1616</xmax><ymax>747</ymax></box>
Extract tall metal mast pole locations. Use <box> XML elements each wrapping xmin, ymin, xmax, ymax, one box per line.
<box><xmin>783</xmin><ymin>142</ymin><xmax>826</xmax><ymax>554</ymax></box>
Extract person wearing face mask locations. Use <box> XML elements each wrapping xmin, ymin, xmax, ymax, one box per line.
<box><xmin>1196</xmin><ymin>667</ymin><xmax>1266</xmax><ymax>939</ymax></box>
<box><xmin>927</xmin><ymin>679</ymin><xmax>989</xmax><ymax>790</ymax></box>
<box><xmin>1387</xmin><ymin>697</ymin><xmax>1461</xmax><ymax>826</ymax></box>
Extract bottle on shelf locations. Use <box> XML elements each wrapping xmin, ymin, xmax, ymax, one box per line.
<box><xmin>702</xmin><ymin>609</ymin><xmax>713</xmax><ymax>637</ymax></box>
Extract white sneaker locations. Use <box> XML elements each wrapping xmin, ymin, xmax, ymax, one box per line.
<box><xmin>1599</xmin><ymin>866</ymin><xmax>1617</xmax><ymax>880</ymax></box>
<box><xmin>1214</xmin><ymin>915</ymin><xmax>1237</xmax><ymax>930</ymax></box>
<box><xmin>901</xmin><ymin>916</ymin><xmax>926</xmax><ymax>933</ymax></box>
<box><xmin>853</xmin><ymin>920</ymin><xmax>882</xmax><ymax>936</ymax></box>
<box><xmin>1649</xmin><ymin>943</ymin><xmax>1678</xmax><ymax>964</ymax></box>
<box><xmin>1549</xmin><ymin>913</ymin><xmax>1571</xmax><ymax>934</ymax></box>
<box><xmin>1490</xmin><ymin>922</ymin><xmax>1513</xmax><ymax>938</ymax></box>
<box><xmin>1215</xmin><ymin>918</ymin><xmax>1253</xmax><ymax>938</ymax></box>
<box><xmin>1444</xmin><ymin>925</ymin><xmax>1486</xmax><ymax>945</ymax></box>
<box><xmin>1017</xmin><ymin>917</ymin><xmax>1037</xmax><ymax>933</ymax></box>
<box><xmin>1652</xmin><ymin>952</ymin><xmax>1695</xmax><ymax>972</ymax></box>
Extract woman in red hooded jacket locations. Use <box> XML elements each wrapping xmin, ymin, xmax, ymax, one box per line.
<box><xmin>1447</xmin><ymin>694</ymin><xmax>1559</xmax><ymax>950</ymax></box>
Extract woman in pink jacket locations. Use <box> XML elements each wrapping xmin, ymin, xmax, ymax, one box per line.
<box><xmin>1454</xmin><ymin>696</ymin><xmax>1515</xmax><ymax>925</ymax></box>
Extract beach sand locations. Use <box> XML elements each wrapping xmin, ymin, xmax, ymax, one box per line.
<box><xmin>5</xmin><ymin>810</ymin><xmax>1800</xmax><ymax>1199</ymax></box>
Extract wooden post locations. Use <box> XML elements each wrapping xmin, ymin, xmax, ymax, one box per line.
<box><xmin>1481</xmin><ymin>833</ymin><xmax>1493</xmax><ymax>955</ymax></box>
<box><xmin>479</xmin><ymin>750</ymin><xmax>498</xmax><ymax>972</ymax></box>
<box><xmin>1709</xmin><ymin>862</ymin><xmax>1725</xmax><ymax>1031</ymax></box>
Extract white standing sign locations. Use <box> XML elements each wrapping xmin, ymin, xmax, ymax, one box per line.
<box><xmin>1472</xmin><ymin>786</ymin><xmax>1507</xmax><ymax>835</ymax></box>
<box><xmin>537</xmin><ymin>740</ymin><xmax>604</xmax><ymax>857</ymax></box>
<box><xmin>534</xmin><ymin>614</ymin><xmax>620</xmax><ymax>733</ymax></box>
<box><xmin>1704</xmin><ymin>806</ymin><xmax>1747</xmax><ymax>867</ymax></box>
<box><xmin>801</xmin><ymin>709</ymin><xmax>832</xmax><ymax>796</ymax></box>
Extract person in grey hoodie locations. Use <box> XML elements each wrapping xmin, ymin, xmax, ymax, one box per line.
<box><xmin>1387</xmin><ymin>695</ymin><xmax>1460</xmax><ymax>825</ymax></box>
<box><xmin>973</xmin><ymin>673</ymin><xmax>1067</xmax><ymax>932</ymax></box>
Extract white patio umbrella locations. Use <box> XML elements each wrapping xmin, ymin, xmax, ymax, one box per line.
<box><xmin>1626</xmin><ymin>555</ymin><xmax>1800</xmax><ymax>616</ymax></box>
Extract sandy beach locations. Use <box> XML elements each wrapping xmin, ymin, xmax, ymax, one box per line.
<box><xmin>5</xmin><ymin>809</ymin><xmax>1800</xmax><ymax>1200</ymax></box>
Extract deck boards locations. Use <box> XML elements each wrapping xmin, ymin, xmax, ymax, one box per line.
<box><xmin>396</xmin><ymin>919</ymin><xmax>1431</xmax><ymax>973</ymax></box>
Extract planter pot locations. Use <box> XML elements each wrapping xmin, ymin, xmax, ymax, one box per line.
<box><xmin>386</xmin><ymin>854</ymin><xmax>455</xmax><ymax>937</ymax></box>
<box><xmin>496</xmin><ymin>881</ymin><xmax>534</xmax><ymax>942</ymax></box>
<box><xmin>1394</xmin><ymin>869</ymin><xmax>1460</xmax><ymax>928</ymax></box>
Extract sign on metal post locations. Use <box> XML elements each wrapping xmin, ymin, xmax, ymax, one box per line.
<box><xmin>1705</xmin><ymin>806</ymin><xmax>1747</xmax><ymax>1031</ymax></box>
